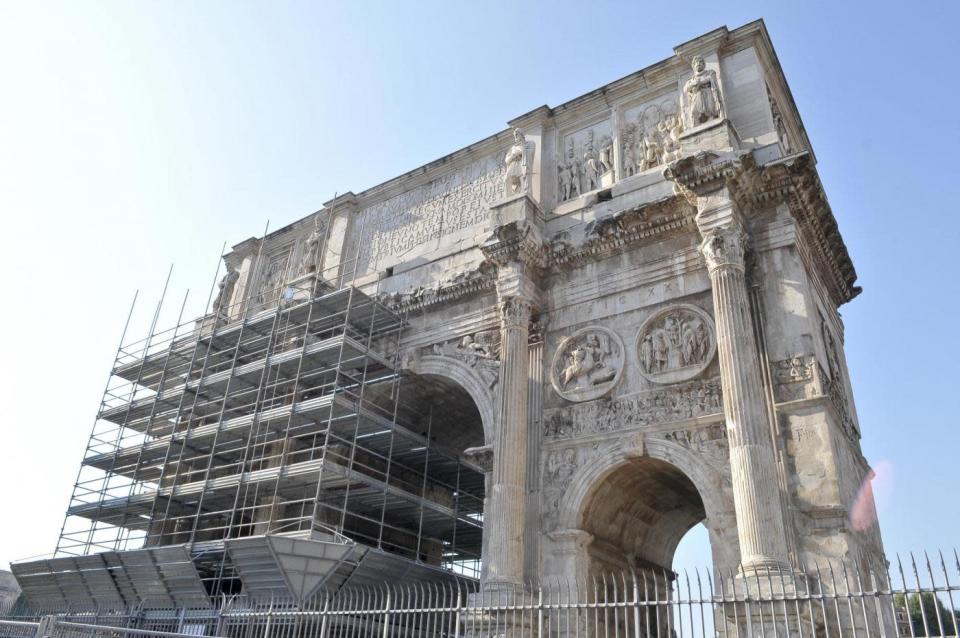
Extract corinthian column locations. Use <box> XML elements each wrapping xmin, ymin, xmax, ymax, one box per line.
<box><xmin>480</xmin><ymin>191</ymin><xmax>544</xmax><ymax>587</ymax></box>
<box><xmin>700</xmin><ymin>224</ymin><xmax>790</xmax><ymax>572</ymax></box>
<box><xmin>484</xmin><ymin>296</ymin><xmax>533</xmax><ymax>585</ymax></box>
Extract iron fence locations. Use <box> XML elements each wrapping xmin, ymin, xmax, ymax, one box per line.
<box><xmin>3</xmin><ymin>551</ymin><xmax>959</xmax><ymax>637</ymax></box>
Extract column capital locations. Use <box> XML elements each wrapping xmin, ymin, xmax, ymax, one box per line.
<box><xmin>699</xmin><ymin>225</ymin><xmax>748</xmax><ymax>273</ymax></box>
<box><xmin>547</xmin><ymin>528</ymin><xmax>594</xmax><ymax>552</ymax></box>
<box><xmin>498</xmin><ymin>296</ymin><xmax>535</xmax><ymax>328</ymax></box>
<box><xmin>463</xmin><ymin>445</ymin><xmax>494</xmax><ymax>473</ymax></box>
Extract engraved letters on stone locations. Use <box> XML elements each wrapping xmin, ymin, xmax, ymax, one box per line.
<box><xmin>636</xmin><ymin>304</ymin><xmax>716</xmax><ymax>384</ymax></box>
<box><xmin>550</xmin><ymin>326</ymin><xmax>624</xmax><ymax>402</ymax></box>
<box><xmin>359</xmin><ymin>151</ymin><xmax>504</xmax><ymax>270</ymax></box>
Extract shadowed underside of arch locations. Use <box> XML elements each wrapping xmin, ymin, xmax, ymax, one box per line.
<box><xmin>579</xmin><ymin>456</ymin><xmax>706</xmax><ymax>573</ymax></box>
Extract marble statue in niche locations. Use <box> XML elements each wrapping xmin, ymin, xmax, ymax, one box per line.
<box><xmin>212</xmin><ymin>262</ymin><xmax>239</xmax><ymax>313</ymax></box>
<box><xmin>683</xmin><ymin>55</ymin><xmax>723</xmax><ymax>127</ymax></box>
<box><xmin>637</xmin><ymin>304</ymin><xmax>716</xmax><ymax>384</ymax></box>
<box><xmin>503</xmin><ymin>128</ymin><xmax>531</xmax><ymax>196</ymax></box>
<box><xmin>557</xmin><ymin>120</ymin><xmax>613</xmax><ymax>202</ymax></box>
<box><xmin>620</xmin><ymin>98</ymin><xmax>684</xmax><ymax>177</ymax></box>
<box><xmin>551</xmin><ymin>326</ymin><xmax>624</xmax><ymax>402</ymax></box>
<box><xmin>298</xmin><ymin>213</ymin><xmax>327</xmax><ymax>276</ymax></box>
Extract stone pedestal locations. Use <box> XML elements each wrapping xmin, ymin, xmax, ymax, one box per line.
<box><xmin>679</xmin><ymin>118</ymin><xmax>741</xmax><ymax>155</ymax></box>
<box><xmin>545</xmin><ymin>529</ymin><xmax>593</xmax><ymax>585</ymax></box>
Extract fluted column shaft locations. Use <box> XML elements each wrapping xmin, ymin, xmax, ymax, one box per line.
<box><xmin>701</xmin><ymin>225</ymin><xmax>790</xmax><ymax>572</ymax></box>
<box><xmin>485</xmin><ymin>296</ymin><xmax>532</xmax><ymax>585</ymax></box>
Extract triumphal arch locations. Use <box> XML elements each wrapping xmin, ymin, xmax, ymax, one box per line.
<box><xmin>15</xmin><ymin>21</ymin><xmax>885</xmax><ymax>611</ymax></box>
<box><xmin>365</xmin><ymin>20</ymin><xmax>884</xmax><ymax>585</ymax></box>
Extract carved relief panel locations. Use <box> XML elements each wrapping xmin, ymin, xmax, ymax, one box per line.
<box><xmin>550</xmin><ymin>326</ymin><xmax>624</xmax><ymax>402</ymax></box>
<box><xmin>428</xmin><ymin>331</ymin><xmax>501</xmax><ymax>389</ymax></box>
<box><xmin>557</xmin><ymin>119</ymin><xmax>614</xmax><ymax>202</ymax></box>
<box><xmin>636</xmin><ymin>304</ymin><xmax>716</xmax><ymax>384</ymax></box>
<box><xmin>255</xmin><ymin>249</ymin><xmax>292</xmax><ymax>307</ymax></box>
<box><xmin>543</xmin><ymin>377</ymin><xmax>723</xmax><ymax>440</ymax></box>
<box><xmin>619</xmin><ymin>95</ymin><xmax>683</xmax><ymax>177</ymax></box>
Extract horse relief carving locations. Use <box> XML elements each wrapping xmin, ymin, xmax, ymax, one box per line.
<box><xmin>636</xmin><ymin>304</ymin><xmax>716</xmax><ymax>384</ymax></box>
<box><xmin>550</xmin><ymin>326</ymin><xmax>624</xmax><ymax>402</ymax></box>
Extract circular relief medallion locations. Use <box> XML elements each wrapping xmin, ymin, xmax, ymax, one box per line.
<box><xmin>550</xmin><ymin>326</ymin><xmax>625</xmax><ymax>402</ymax></box>
<box><xmin>636</xmin><ymin>304</ymin><xmax>716</xmax><ymax>384</ymax></box>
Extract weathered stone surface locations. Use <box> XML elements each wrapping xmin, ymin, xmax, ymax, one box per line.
<box><xmin>217</xmin><ymin>20</ymin><xmax>883</xmax><ymax>590</ymax></box>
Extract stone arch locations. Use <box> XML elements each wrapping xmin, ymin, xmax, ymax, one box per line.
<box><xmin>556</xmin><ymin>436</ymin><xmax>738</xmax><ymax>571</ymax></box>
<box><xmin>406</xmin><ymin>354</ymin><xmax>496</xmax><ymax>446</ymax></box>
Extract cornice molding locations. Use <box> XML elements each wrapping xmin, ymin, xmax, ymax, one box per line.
<box><xmin>547</xmin><ymin>196</ymin><xmax>695</xmax><ymax>269</ymax></box>
<box><xmin>665</xmin><ymin>150</ymin><xmax>859</xmax><ymax>306</ymax></box>
<box><xmin>480</xmin><ymin>219</ymin><xmax>548</xmax><ymax>270</ymax></box>
<box><xmin>752</xmin><ymin>152</ymin><xmax>860</xmax><ymax>306</ymax></box>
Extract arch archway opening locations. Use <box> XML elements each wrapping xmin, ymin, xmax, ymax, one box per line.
<box><xmin>359</xmin><ymin>372</ymin><xmax>486</xmax><ymax>577</ymax></box>
<box><xmin>579</xmin><ymin>456</ymin><xmax>708</xmax><ymax>576</ymax></box>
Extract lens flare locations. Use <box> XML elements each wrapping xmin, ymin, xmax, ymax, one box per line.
<box><xmin>850</xmin><ymin>460</ymin><xmax>891</xmax><ymax>532</ymax></box>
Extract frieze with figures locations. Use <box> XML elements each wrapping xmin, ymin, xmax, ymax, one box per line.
<box><xmin>550</xmin><ymin>326</ymin><xmax>624</xmax><ymax>403</ymax></box>
<box><xmin>620</xmin><ymin>96</ymin><xmax>684</xmax><ymax>177</ymax></box>
<box><xmin>557</xmin><ymin>120</ymin><xmax>614</xmax><ymax>202</ymax></box>
<box><xmin>543</xmin><ymin>377</ymin><xmax>723</xmax><ymax>440</ymax></box>
<box><xmin>637</xmin><ymin>304</ymin><xmax>716</xmax><ymax>384</ymax></box>
<box><xmin>255</xmin><ymin>250</ymin><xmax>292</xmax><ymax>307</ymax></box>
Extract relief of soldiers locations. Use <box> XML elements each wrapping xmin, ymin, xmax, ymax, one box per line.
<box><xmin>598</xmin><ymin>134</ymin><xmax>614</xmax><ymax>175</ymax></box>
<box><xmin>640</xmin><ymin>311</ymin><xmax>712</xmax><ymax>375</ymax></box>
<box><xmin>582</xmin><ymin>130</ymin><xmax>601</xmax><ymax>192</ymax></box>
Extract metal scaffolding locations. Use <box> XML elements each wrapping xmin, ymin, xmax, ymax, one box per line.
<box><xmin>22</xmin><ymin>215</ymin><xmax>485</xmax><ymax>606</ymax></box>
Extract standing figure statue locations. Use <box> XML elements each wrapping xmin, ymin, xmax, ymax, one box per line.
<box><xmin>298</xmin><ymin>213</ymin><xmax>326</xmax><ymax>275</ymax></box>
<box><xmin>683</xmin><ymin>55</ymin><xmax>723</xmax><ymax>127</ymax></box>
<box><xmin>213</xmin><ymin>263</ymin><xmax>239</xmax><ymax>314</ymax></box>
<box><xmin>567</xmin><ymin>144</ymin><xmax>582</xmax><ymax>199</ymax></box>
<box><xmin>503</xmin><ymin>128</ymin><xmax>529</xmax><ymax>196</ymax></box>
<box><xmin>598</xmin><ymin>134</ymin><xmax>614</xmax><ymax>175</ymax></box>
<box><xmin>557</xmin><ymin>158</ymin><xmax>573</xmax><ymax>201</ymax></box>
<box><xmin>622</xmin><ymin>130</ymin><xmax>638</xmax><ymax>177</ymax></box>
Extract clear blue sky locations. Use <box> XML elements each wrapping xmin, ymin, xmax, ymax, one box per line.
<box><xmin>0</xmin><ymin>0</ymin><xmax>957</xmax><ymax>572</ymax></box>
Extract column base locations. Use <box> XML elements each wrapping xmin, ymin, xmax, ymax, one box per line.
<box><xmin>463</xmin><ymin>589</ymin><xmax>534</xmax><ymax>638</ymax></box>
<box><xmin>738</xmin><ymin>556</ymin><xmax>793</xmax><ymax>577</ymax></box>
